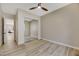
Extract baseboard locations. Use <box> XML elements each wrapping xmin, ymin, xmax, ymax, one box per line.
<box><xmin>42</xmin><ymin>38</ymin><xmax>79</xmax><ymax>50</ymax></box>
<box><xmin>24</xmin><ymin>36</ymin><xmax>39</xmax><ymax>43</ymax></box>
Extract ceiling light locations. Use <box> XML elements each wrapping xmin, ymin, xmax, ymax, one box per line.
<box><xmin>38</xmin><ymin>6</ymin><xmax>41</xmax><ymax>8</ymax></box>
<box><xmin>29</xmin><ymin>3</ymin><xmax>48</xmax><ymax>11</ymax></box>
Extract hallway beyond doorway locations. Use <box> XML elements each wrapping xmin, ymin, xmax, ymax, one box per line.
<box><xmin>1</xmin><ymin>17</ymin><xmax>16</xmax><ymax>48</ymax></box>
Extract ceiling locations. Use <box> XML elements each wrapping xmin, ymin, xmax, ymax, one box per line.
<box><xmin>1</xmin><ymin>3</ymin><xmax>70</xmax><ymax>16</ymax></box>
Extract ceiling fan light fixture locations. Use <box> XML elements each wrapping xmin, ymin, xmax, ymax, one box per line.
<box><xmin>38</xmin><ymin>6</ymin><xmax>41</xmax><ymax>8</ymax></box>
<box><xmin>29</xmin><ymin>3</ymin><xmax>48</xmax><ymax>11</ymax></box>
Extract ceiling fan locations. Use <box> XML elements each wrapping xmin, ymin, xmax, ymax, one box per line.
<box><xmin>29</xmin><ymin>3</ymin><xmax>48</xmax><ymax>11</ymax></box>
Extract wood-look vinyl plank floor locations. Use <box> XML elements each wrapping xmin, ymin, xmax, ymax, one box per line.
<box><xmin>0</xmin><ymin>39</ymin><xmax>79</xmax><ymax>56</ymax></box>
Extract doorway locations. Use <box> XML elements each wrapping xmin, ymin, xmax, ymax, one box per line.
<box><xmin>2</xmin><ymin>17</ymin><xmax>16</xmax><ymax>48</ymax></box>
<box><xmin>24</xmin><ymin>20</ymin><xmax>38</xmax><ymax>42</ymax></box>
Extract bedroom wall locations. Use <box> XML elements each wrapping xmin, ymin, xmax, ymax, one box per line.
<box><xmin>41</xmin><ymin>4</ymin><xmax>79</xmax><ymax>48</ymax></box>
<box><xmin>15</xmin><ymin>9</ymin><xmax>40</xmax><ymax>45</ymax></box>
<box><xmin>15</xmin><ymin>9</ymin><xmax>25</xmax><ymax>45</ymax></box>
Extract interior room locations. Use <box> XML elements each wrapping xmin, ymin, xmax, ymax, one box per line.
<box><xmin>0</xmin><ymin>3</ymin><xmax>79</xmax><ymax>56</ymax></box>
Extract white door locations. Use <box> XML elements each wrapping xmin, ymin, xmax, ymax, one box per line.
<box><xmin>30</xmin><ymin>20</ymin><xmax>38</xmax><ymax>38</ymax></box>
<box><xmin>24</xmin><ymin>21</ymin><xmax>30</xmax><ymax>42</ymax></box>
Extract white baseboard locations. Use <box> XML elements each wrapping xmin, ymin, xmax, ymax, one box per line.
<box><xmin>42</xmin><ymin>38</ymin><xmax>79</xmax><ymax>50</ymax></box>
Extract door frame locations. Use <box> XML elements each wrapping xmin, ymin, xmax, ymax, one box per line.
<box><xmin>2</xmin><ymin>17</ymin><xmax>4</xmax><ymax>45</ymax></box>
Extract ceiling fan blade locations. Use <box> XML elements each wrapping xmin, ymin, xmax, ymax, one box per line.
<box><xmin>41</xmin><ymin>7</ymin><xmax>48</xmax><ymax>11</ymax></box>
<box><xmin>38</xmin><ymin>3</ymin><xmax>41</xmax><ymax>6</ymax></box>
<box><xmin>29</xmin><ymin>7</ymin><xmax>37</xmax><ymax>10</ymax></box>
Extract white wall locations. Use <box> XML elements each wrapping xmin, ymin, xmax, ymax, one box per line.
<box><xmin>15</xmin><ymin>9</ymin><xmax>40</xmax><ymax>45</ymax></box>
<box><xmin>41</xmin><ymin>4</ymin><xmax>79</xmax><ymax>49</ymax></box>
<box><xmin>15</xmin><ymin>9</ymin><xmax>25</xmax><ymax>45</ymax></box>
<box><xmin>2</xmin><ymin>12</ymin><xmax>15</xmax><ymax>19</ymax></box>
